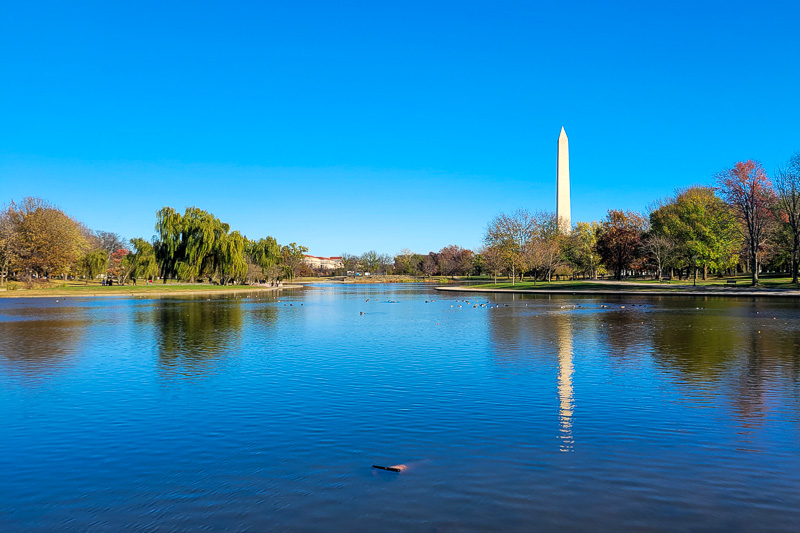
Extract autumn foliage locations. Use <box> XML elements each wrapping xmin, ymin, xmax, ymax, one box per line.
<box><xmin>715</xmin><ymin>160</ymin><xmax>776</xmax><ymax>284</ymax></box>
<box><xmin>596</xmin><ymin>210</ymin><xmax>647</xmax><ymax>280</ymax></box>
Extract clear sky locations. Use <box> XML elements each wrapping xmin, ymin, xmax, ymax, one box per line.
<box><xmin>2</xmin><ymin>1</ymin><xmax>799</xmax><ymax>256</ymax></box>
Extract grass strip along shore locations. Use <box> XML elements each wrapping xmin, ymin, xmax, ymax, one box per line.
<box><xmin>0</xmin><ymin>280</ymin><xmax>299</xmax><ymax>299</ymax></box>
<box><xmin>437</xmin><ymin>277</ymin><xmax>800</xmax><ymax>298</ymax></box>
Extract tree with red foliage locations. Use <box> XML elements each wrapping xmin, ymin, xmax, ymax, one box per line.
<box><xmin>715</xmin><ymin>160</ymin><xmax>776</xmax><ymax>285</ymax></box>
<box><xmin>437</xmin><ymin>245</ymin><xmax>474</xmax><ymax>276</ymax></box>
<box><xmin>596</xmin><ymin>210</ymin><xmax>647</xmax><ymax>280</ymax></box>
<box><xmin>108</xmin><ymin>247</ymin><xmax>131</xmax><ymax>283</ymax></box>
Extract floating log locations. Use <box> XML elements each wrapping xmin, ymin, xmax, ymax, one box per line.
<box><xmin>372</xmin><ymin>465</ymin><xmax>401</xmax><ymax>472</ymax></box>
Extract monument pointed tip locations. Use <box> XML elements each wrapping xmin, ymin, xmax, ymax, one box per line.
<box><xmin>559</xmin><ymin>126</ymin><xmax>567</xmax><ymax>137</ymax></box>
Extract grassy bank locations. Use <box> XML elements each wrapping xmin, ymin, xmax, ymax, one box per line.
<box><xmin>468</xmin><ymin>275</ymin><xmax>800</xmax><ymax>291</ymax></box>
<box><xmin>469</xmin><ymin>280</ymin><xmax>671</xmax><ymax>291</ymax></box>
<box><xmin>294</xmin><ymin>275</ymin><xmax>460</xmax><ymax>284</ymax></box>
<box><xmin>0</xmin><ymin>279</ymin><xmax>294</xmax><ymax>298</ymax></box>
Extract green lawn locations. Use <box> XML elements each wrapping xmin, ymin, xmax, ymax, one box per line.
<box><xmin>468</xmin><ymin>275</ymin><xmax>800</xmax><ymax>291</ymax></box>
<box><xmin>467</xmin><ymin>280</ymin><xmax>673</xmax><ymax>291</ymax></box>
<box><xmin>623</xmin><ymin>275</ymin><xmax>800</xmax><ymax>289</ymax></box>
<box><xmin>0</xmin><ymin>279</ymin><xmax>279</xmax><ymax>297</ymax></box>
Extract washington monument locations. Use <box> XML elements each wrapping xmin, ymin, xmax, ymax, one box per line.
<box><xmin>557</xmin><ymin>127</ymin><xmax>571</xmax><ymax>230</ymax></box>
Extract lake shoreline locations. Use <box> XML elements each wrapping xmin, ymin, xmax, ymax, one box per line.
<box><xmin>437</xmin><ymin>285</ymin><xmax>800</xmax><ymax>298</ymax></box>
<box><xmin>0</xmin><ymin>285</ymin><xmax>302</xmax><ymax>299</ymax></box>
<box><xmin>294</xmin><ymin>277</ymin><xmax>453</xmax><ymax>284</ymax></box>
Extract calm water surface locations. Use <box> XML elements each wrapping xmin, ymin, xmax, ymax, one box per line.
<box><xmin>1</xmin><ymin>284</ymin><xmax>800</xmax><ymax>531</ymax></box>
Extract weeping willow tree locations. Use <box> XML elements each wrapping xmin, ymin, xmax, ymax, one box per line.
<box><xmin>126</xmin><ymin>238</ymin><xmax>159</xmax><ymax>281</ymax></box>
<box><xmin>79</xmin><ymin>249</ymin><xmax>108</xmax><ymax>284</ymax></box>
<box><xmin>215</xmin><ymin>231</ymin><xmax>248</xmax><ymax>285</ymax></box>
<box><xmin>155</xmin><ymin>206</ymin><xmax>230</xmax><ymax>283</ymax></box>
<box><xmin>176</xmin><ymin>207</ymin><xmax>220</xmax><ymax>282</ymax></box>
<box><xmin>155</xmin><ymin>207</ymin><xmax>183</xmax><ymax>283</ymax></box>
<box><xmin>154</xmin><ymin>206</ymin><xmax>284</xmax><ymax>285</ymax></box>
<box><xmin>247</xmin><ymin>236</ymin><xmax>281</xmax><ymax>282</ymax></box>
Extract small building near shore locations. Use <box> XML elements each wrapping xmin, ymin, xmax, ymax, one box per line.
<box><xmin>303</xmin><ymin>255</ymin><xmax>343</xmax><ymax>271</ymax></box>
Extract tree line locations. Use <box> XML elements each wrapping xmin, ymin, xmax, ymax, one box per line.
<box><xmin>481</xmin><ymin>156</ymin><xmax>800</xmax><ymax>286</ymax></box>
<box><xmin>329</xmin><ymin>246</ymin><xmax>476</xmax><ymax>278</ymax></box>
<box><xmin>334</xmin><ymin>154</ymin><xmax>800</xmax><ymax>287</ymax></box>
<box><xmin>0</xmin><ymin>200</ymin><xmax>308</xmax><ymax>287</ymax></box>
<box><xmin>3</xmin><ymin>154</ymin><xmax>798</xmax><ymax>288</ymax></box>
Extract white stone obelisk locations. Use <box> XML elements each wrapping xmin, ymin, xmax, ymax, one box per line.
<box><xmin>557</xmin><ymin>127</ymin><xmax>571</xmax><ymax>231</ymax></box>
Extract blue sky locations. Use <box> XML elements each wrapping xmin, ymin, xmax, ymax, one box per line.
<box><xmin>2</xmin><ymin>1</ymin><xmax>799</xmax><ymax>256</ymax></box>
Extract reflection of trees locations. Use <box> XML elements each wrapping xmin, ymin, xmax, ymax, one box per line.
<box><xmin>151</xmin><ymin>300</ymin><xmax>245</xmax><ymax>380</ymax></box>
<box><xmin>727</xmin><ymin>325</ymin><xmax>800</xmax><ymax>433</ymax></box>
<box><xmin>651</xmin><ymin>312</ymin><xmax>739</xmax><ymax>382</ymax></box>
<box><xmin>650</xmin><ymin>300</ymin><xmax>800</xmax><ymax>432</ymax></box>
<box><xmin>732</xmin><ymin>336</ymin><xmax>768</xmax><ymax>432</ymax></box>
<box><xmin>0</xmin><ymin>308</ymin><xmax>86</xmax><ymax>382</ymax></box>
<box><xmin>0</xmin><ymin>314</ymin><xmax>87</xmax><ymax>380</ymax></box>
<box><xmin>595</xmin><ymin>308</ymin><xmax>653</xmax><ymax>361</ymax></box>
<box><xmin>488</xmin><ymin>297</ymin><xmax>800</xmax><ymax>439</ymax></box>
<box><xmin>487</xmin><ymin>297</ymin><xmax>563</xmax><ymax>370</ymax></box>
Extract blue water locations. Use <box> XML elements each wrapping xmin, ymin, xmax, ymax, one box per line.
<box><xmin>1</xmin><ymin>284</ymin><xmax>800</xmax><ymax>531</ymax></box>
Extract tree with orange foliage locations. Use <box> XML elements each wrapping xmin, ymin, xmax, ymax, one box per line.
<box><xmin>479</xmin><ymin>245</ymin><xmax>505</xmax><ymax>284</ymax></box>
<box><xmin>9</xmin><ymin>197</ymin><xmax>88</xmax><ymax>281</ymax></box>
<box><xmin>715</xmin><ymin>160</ymin><xmax>776</xmax><ymax>285</ymax></box>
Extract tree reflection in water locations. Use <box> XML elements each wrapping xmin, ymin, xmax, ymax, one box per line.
<box><xmin>148</xmin><ymin>300</ymin><xmax>246</xmax><ymax>381</ymax></box>
<box><xmin>0</xmin><ymin>305</ymin><xmax>86</xmax><ymax>383</ymax></box>
<box><xmin>488</xmin><ymin>295</ymin><xmax>800</xmax><ymax>445</ymax></box>
<box><xmin>648</xmin><ymin>298</ymin><xmax>800</xmax><ymax>434</ymax></box>
<box><xmin>139</xmin><ymin>297</ymin><xmax>281</xmax><ymax>382</ymax></box>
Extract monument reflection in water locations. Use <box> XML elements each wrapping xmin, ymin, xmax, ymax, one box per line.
<box><xmin>556</xmin><ymin>312</ymin><xmax>574</xmax><ymax>452</ymax></box>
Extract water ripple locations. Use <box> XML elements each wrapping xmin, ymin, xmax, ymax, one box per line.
<box><xmin>1</xmin><ymin>288</ymin><xmax>799</xmax><ymax>530</ymax></box>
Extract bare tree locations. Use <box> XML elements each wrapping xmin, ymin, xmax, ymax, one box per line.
<box><xmin>484</xmin><ymin>209</ymin><xmax>536</xmax><ymax>285</ymax></box>
<box><xmin>775</xmin><ymin>154</ymin><xmax>800</xmax><ymax>283</ymax></box>
<box><xmin>95</xmin><ymin>231</ymin><xmax>128</xmax><ymax>257</ymax></box>
<box><xmin>716</xmin><ymin>160</ymin><xmax>776</xmax><ymax>285</ymax></box>
<box><xmin>532</xmin><ymin>211</ymin><xmax>566</xmax><ymax>282</ymax></box>
<box><xmin>0</xmin><ymin>204</ymin><xmax>17</xmax><ymax>286</ymax></box>
<box><xmin>520</xmin><ymin>240</ymin><xmax>542</xmax><ymax>283</ymax></box>
<box><xmin>643</xmin><ymin>233</ymin><xmax>678</xmax><ymax>281</ymax></box>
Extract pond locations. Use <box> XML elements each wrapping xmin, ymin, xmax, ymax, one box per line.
<box><xmin>1</xmin><ymin>284</ymin><xmax>799</xmax><ymax>531</ymax></box>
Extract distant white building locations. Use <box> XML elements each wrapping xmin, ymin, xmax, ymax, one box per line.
<box><xmin>303</xmin><ymin>255</ymin><xmax>343</xmax><ymax>271</ymax></box>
